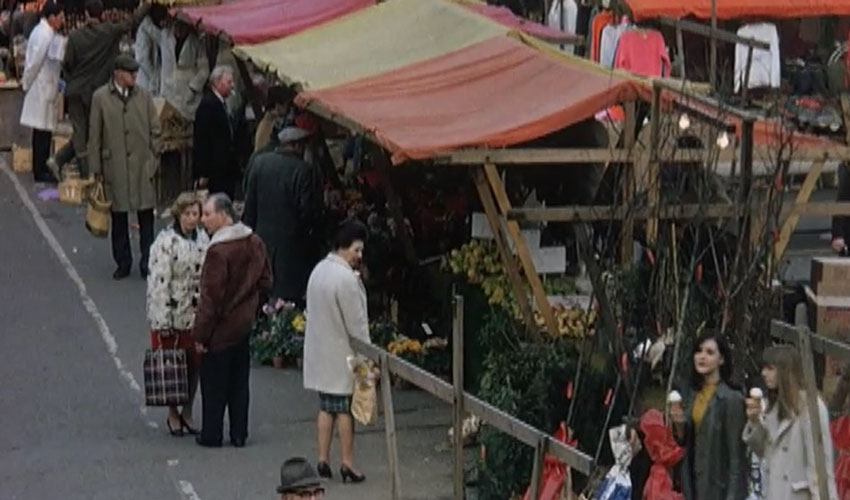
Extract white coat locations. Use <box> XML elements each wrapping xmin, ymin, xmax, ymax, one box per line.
<box><xmin>743</xmin><ymin>394</ymin><xmax>838</xmax><ymax>500</ymax></box>
<box><xmin>146</xmin><ymin>225</ymin><xmax>209</xmax><ymax>331</ymax></box>
<box><xmin>133</xmin><ymin>16</ymin><xmax>162</xmax><ymax>96</ymax></box>
<box><xmin>303</xmin><ymin>254</ymin><xmax>371</xmax><ymax>396</ymax></box>
<box><xmin>20</xmin><ymin>19</ymin><xmax>63</xmax><ymax>131</ymax></box>
<box><xmin>159</xmin><ymin>29</ymin><xmax>208</xmax><ymax>120</ymax></box>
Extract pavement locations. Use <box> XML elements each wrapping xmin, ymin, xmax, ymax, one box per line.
<box><xmin>0</xmin><ymin>156</ymin><xmax>454</xmax><ymax>500</ymax></box>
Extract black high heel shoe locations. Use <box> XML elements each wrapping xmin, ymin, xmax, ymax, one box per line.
<box><xmin>166</xmin><ymin>418</ymin><xmax>184</xmax><ymax>437</ymax></box>
<box><xmin>316</xmin><ymin>461</ymin><xmax>333</xmax><ymax>479</ymax></box>
<box><xmin>340</xmin><ymin>465</ymin><xmax>365</xmax><ymax>484</ymax></box>
<box><xmin>180</xmin><ymin>416</ymin><xmax>199</xmax><ymax>435</ymax></box>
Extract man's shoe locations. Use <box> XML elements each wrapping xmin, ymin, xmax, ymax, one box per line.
<box><xmin>231</xmin><ymin>438</ymin><xmax>246</xmax><ymax>448</ymax></box>
<box><xmin>140</xmin><ymin>266</ymin><xmax>149</xmax><ymax>280</ymax></box>
<box><xmin>195</xmin><ymin>436</ymin><xmax>222</xmax><ymax>448</ymax></box>
<box><xmin>113</xmin><ymin>267</ymin><xmax>131</xmax><ymax>280</ymax></box>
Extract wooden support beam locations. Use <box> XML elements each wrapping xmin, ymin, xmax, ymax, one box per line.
<box><xmin>452</xmin><ymin>295</ymin><xmax>465</xmax><ymax>500</ymax></box>
<box><xmin>797</xmin><ymin>328</ymin><xmax>832</xmax><ymax>500</ymax></box>
<box><xmin>620</xmin><ymin>103</ymin><xmax>637</xmax><ymax>264</ymax></box>
<box><xmin>658</xmin><ymin>16</ymin><xmax>770</xmax><ymax>50</ymax></box>
<box><xmin>482</xmin><ymin>163</ymin><xmax>559</xmax><ymax>338</ymax></box>
<box><xmin>774</xmin><ymin>159</ymin><xmax>826</xmax><ymax>260</ymax></box>
<box><xmin>434</xmin><ymin>148</ymin><xmax>633</xmax><ymax>165</ymax></box>
<box><xmin>771</xmin><ymin>319</ymin><xmax>850</xmax><ymax>363</ymax></box>
<box><xmin>471</xmin><ymin>168</ymin><xmax>538</xmax><ymax>337</ymax></box>
<box><xmin>647</xmin><ymin>85</ymin><xmax>663</xmax><ymax>244</ymax></box>
<box><xmin>380</xmin><ymin>353</ymin><xmax>402</xmax><ymax>500</ymax></box>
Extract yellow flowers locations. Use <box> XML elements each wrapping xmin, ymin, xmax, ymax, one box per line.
<box><xmin>534</xmin><ymin>306</ymin><xmax>597</xmax><ymax>339</ymax></box>
<box><xmin>388</xmin><ymin>336</ymin><xmax>423</xmax><ymax>355</ymax></box>
<box><xmin>291</xmin><ymin>313</ymin><xmax>306</xmax><ymax>334</ymax></box>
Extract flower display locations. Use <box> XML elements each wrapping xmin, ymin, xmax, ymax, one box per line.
<box><xmin>250</xmin><ymin>299</ymin><xmax>305</xmax><ymax>364</ymax></box>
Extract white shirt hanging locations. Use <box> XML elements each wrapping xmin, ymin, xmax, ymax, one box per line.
<box><xmin>547</xmin><ymin>0</ymin><xmax>577</xmax><ymax>54</ymax></box>
<box><xmin>735</xmin><ymin>23</ymin><xmax>780</xmax><ymax>93</ymax></box>
<box><xmin>600</xmin><ymin>19</ymin><xmax>629</xmax><ymax>68</ymax></box>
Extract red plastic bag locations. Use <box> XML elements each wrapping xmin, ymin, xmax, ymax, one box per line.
<box><xmin>522</xmin><ymin>422</ymin><xmax>577</xmax><ymax>500</ymax></box>
<box><xmin>831</xmin><ymin>416</ymin><xmax>850</xmax><ymax>500</ymax></box>
<box><xmin>640</xmin><ymin>409</ymin><xmax>685</xmax><ymax>500</ymax></box>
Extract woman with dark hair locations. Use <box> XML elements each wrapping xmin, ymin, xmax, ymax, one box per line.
<box><xmin>302</xmin><ymin>219</ymin><xmax>370</xmax><ymax>484</ymax></box>
<box><xmin>743</xmin><ymin>346</ymin><xmax>837</xmax><ymax>500</ymax></box>
<box><xmin>670</xmin><ymin>331</ymin><xmax>748</xmax><ymax>500</ymax></box>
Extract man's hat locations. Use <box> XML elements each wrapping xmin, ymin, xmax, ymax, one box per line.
<box><xmin>114</xmin><ymin>54</ymin><xmax>140</xmax><ymax>72</ymax></box>
<box><xmin>277</xmin><ymin>126</ymin><xmax>312</xmax><ymax>145</ymax></box>
<box><xmin>276</xmin><ymin>457</ymin><xmax>322</xmax><ymax>493</ymax></box>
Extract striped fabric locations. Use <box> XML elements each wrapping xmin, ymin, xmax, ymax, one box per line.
<box><xmin>143</xmin><ymin>347</ymin><xmax>189</xmax><ymax>407</ymax></box>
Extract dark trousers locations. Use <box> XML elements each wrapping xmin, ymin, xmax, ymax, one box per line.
<box><xmin>111</xmin><ymin>209</ymin><xmax>154</xmax><ymax>272</ymax></box>
<box><xmin>199</xmin><ymin>337</ymin><xmax>250</xmax><ymax>444</ymax></box>
<box><xmin>54</xmin><ymin>93</ymin><xmax>92</xmax><ymax>177</ymax></box>
<box><xmin>32</xmin><ymin>128</ymin><xmax>54</xmax><ymax>182</ymax></box>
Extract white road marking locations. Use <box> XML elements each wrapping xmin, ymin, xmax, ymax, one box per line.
<box><xmin>178</xmin><ymin>480</ymin><xmax>203</xmax><ymax>500</ymax></box>
<box><xmin>1</xmin><ymin>164</ymin><xmax>147</xmax><ymax>417</ymax></box>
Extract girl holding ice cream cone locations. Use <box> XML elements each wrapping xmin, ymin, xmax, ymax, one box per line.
<box><xmin>742</xmin><ymin>346</ymin><xmax>837</xmax><ymax>500</ymax></box>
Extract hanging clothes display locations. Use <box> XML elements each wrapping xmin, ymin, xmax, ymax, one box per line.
<box><xmin>614</xmin><ymin>28</ymin><xmax>671</xmax><ymax>77</ymax></box>
<box><xmin>547</xmin><ymin>0</ymin><xmax>578</xmax><ymax>54</ymax></box>
<box><xmin>589</xmin><ymin>10</ymin><xmax>614</xmax><ymax>62</ymax></box>
<box><xmin>734</xmin><ymin>23</ymin><xmax>780</xmax><ymax>93</ymax></box>
<box><xmin>600</xmin><ymin>17</ymin><xmax>630</xmax><ymax>68</ymax></box>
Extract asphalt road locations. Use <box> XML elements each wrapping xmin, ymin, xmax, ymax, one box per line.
<box><xmin>0</xmin><ymin>157</ymin><xmax>453</xmax><ymax>500</ymax></box>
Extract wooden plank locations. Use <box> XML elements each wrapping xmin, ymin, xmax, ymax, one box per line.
<box><xmin>508</xmin><ymin>201</ymin><xmax>850</xmax><ymax>223</ymax></box>
<box><xmin>483</xmin><ymin>163</ymin><xmax>558</xmax><ymax>338</ymax></box>
<box><xmin>380</xmin><ymin>353</ymin><xmax>402</xmax><ymax>500</ymax></box>
<box><xmin>774</xmin><ymin>159</ymin><xmax>826</xmax><ymax>260</ymax></box>
<box><xmin>676</xmin><ymin>25</ymin><xmax>686</xmax><ymax>79</ymax></box>
<box><xmin>527</xmin><ymin>436</ymin><xmax>548</xmax><ymax>500</ymax></box>
<box><xmin>770</xmin><ymin>320</ymin><xmax>850</xmax><ymax>363</ymax></box>
<box><xmin>471</xmin><ymin>168</ymin><xmax>537</xmax><ymax>336</ymax></box>
<box><xmin>658</xmin><ymin>16</ymin><xmax>771</xmax><ymax>50</ymax></box>
<box><xmin>647</xmin><ymin>85</ymin><xmax>662</xmax><ymax>243</ymax></box>
<box><xmin>797</xmin><ymin>327</ymin><xmax>832</xmax><ymax>500</ymax></box>
<box><xmin>620</xmin><ymin>103</ymin><xmax>637</xmax><ymax>264</ymax></box>
<box><xmin>435</xmin><ymin>148</ymin><xmax>633</xmax><ymax>165</ymax></box>
<box><xmin>452</xmin><ymin>295</ymin><xmax>465</xmax><ymax>500</ymax></box>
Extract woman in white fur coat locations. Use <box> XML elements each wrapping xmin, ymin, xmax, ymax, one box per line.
<box><xmin>146</xmin><ymin>192</ymin><xmax>209</xmax><ymax>437</ymax></box>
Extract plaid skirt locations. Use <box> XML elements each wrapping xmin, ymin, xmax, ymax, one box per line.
<box><xmin>319</xmin><ymin>392</ymin><xmax>352</xmax><ymax>414</ymax></box>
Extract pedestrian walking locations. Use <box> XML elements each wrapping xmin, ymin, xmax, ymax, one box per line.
<box><xmin>276</xmin><ymin>457</ymin><xmax>325</xmax><ymax>499</ymax></box>
<box><xmin>146</xmin><ymin>192</ymin><xmax>209</xmax><ymax>437</ymax></box>
<box><xmin>193</xmin><ymin>66</ymin><xmax>237</xmax><ymax>199</ymax></box>
<box><xmin>192</xmin><ymin>193</ymin><xmax>271</xmax><ymax>448</ymax></box>
<box><xmin>49</xmin><ymin>0</ymin><xmax>150</xmax><ymax>178</ymax></box>
<box><xmin>19</xmin><ymin>0</ymin><xmax>64</xmax><ymax>184</ymax></box>
<box><xmin>303</xmin><ymin>219</ymin><xmax>371</xmax><ymax>484</ymax></box>
<box><xmin>743</xmin><ymin>345</ymin><xmax>838</xmax><ymax>500</ymax></box>
<box><xmin>243</xmin><ymin>124</ymin><xmax>322</xmax><ymax>304</ymax></box>
<box><xmin>670</xmin><ymin>331</ymin><xmax>748</xmax><ymax>500</ymax></box>
<box><xmin>88</xmin><ymin>54</ymin><xmax>160</xmax><ymax>281</ymax></box>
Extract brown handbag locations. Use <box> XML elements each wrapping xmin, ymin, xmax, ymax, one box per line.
<box><xmin>85</xmin><ymin>180</ymin><xmax>112</xmax><ymax>238</ymax></box>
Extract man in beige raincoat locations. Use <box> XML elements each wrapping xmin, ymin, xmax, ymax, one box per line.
<box><xmin>88</xmin><ymin>54</ymin><xmax>161</xmax><ymax>281</ymax></box>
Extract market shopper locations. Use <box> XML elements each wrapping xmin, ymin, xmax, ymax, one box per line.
<box><xmin>159</xmin><ymin>19</ymin><xmax>208</xmax><ymax>120</ymax></box>
<box><xmin>193</xmin><ymin>65</ymin><xmax>238</xmax><ymax>198</ymax></box>
<box><xmin>743</xmin><ymin>345</ymin><xmax>838</xmax><ymax>500</ymax></box>
<box><xmin>670</xmin><ymin>331</ymin><xmax>748</xmax><ymax>500</ymax></box>
<box><xmin>192</xmin><ymin>194</ymin><xmax>271</xmax><ymax>448</ymax></box>
<box><xmin>146</xmin><ymin>192</ymin><xmax>209</xmax><ymax>437</ymax></box>
<box><xmin>243</xmin><ymin>123</ymin><xmax>322</xmax><ymax>304</ymax></box>
<box><xmin>88</xmin><ymin>54</ymin><xmax>160</xmax><ymax>280</ymax></box>
<box><xmin>253</xmin><ymin>85</ymin><xmax>294</xmax><ymax>154</ymax></box>
<box><xmin>303</xmin><ymin>219</ymin><xmax>371</xmax><ymax>484</ymax></box>
<box><xmin>50</xmin><ymin>0</ymin><xmax>151</xmax><ymax>178</ymax></box>
<box><xmin>19</xmin><ymin>0</ymin><xmax>64</xmax><ymax>183</ymax></box>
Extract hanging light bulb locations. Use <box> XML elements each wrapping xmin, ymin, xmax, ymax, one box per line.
<box><xmin>678</xmin><ymin>113</ymin><xmax>691</xmax><ymax>131</ymax></box>
<box><xmin>716</xmin><ymin>131</ymin><xmax>730</xmax><ymax>150</ymax></box>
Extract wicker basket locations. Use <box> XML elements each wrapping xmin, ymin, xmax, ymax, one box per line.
<box><xmin>59</xmin><ymin>173</ymin><xmax>94</xmax><ymax>205</ymax></box>
<box><xmin>12</xmin><ymin>144</ymin><xmax>32</xmax><ymax>173</ymax></box>
<box><xmin>85</xmin><ymin>181</ymin><xmax>112</xmax><ymax>238</ymax></box>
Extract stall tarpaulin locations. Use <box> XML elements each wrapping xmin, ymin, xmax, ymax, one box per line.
<box><xmin>461</xmin><ymin>2</ymin><xmax>578</xmax><ymax>42</ymax></box>
<box><xmin>296</xmin><ymin>36</ymin><xmax>647</xmax><ymax>164</ymax></box>
<box><xmin>234</xmin><ymin>0</ymin><xmax>509</xmax><ymax>90</ymax></box>
<box><xmin>625</xmin><ymin>0</ymin><xmax>850</xmax><ymax>21</ymax></box>
<box><xmin>178</xmin><ymin>0</ymin><xmax>374</xmax><ymax>44</ymax></box>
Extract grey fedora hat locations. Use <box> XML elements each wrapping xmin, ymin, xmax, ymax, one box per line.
<box><xmin>276</xmin><ymin>457</ymin><xmax>322</xmax><ymax>493</ymax></box>
<box><xmin>277</xmin><ymin>126</ymin><xmax>311</xmax><ymax>145</ymax></box>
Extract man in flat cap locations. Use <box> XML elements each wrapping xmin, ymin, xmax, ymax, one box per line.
<box><xmin>88</xmin><ymin>53</ymin><xmax>161</xmax><ymax>280</ymax></box>
<box><xmin>276</xmin><ymin>457</ymin><xmax>325</xmax><ymax>499</ymax></box>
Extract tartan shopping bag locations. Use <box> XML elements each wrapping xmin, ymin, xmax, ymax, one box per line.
<box><xmin>143</xmin><ymin>337</ymin><xmax>189</xmax><ymax>407</ymax></box>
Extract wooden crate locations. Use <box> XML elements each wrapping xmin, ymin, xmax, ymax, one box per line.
<box><xmin>11</xmin><ymin>143</ymin><xmax>32</xmax><ymax>173</ymax></box>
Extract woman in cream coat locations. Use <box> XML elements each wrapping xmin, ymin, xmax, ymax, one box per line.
<box><xmin>303</xmin><ymin>219</ymin><xmax>370</xmax><ymax>484</ymax></box>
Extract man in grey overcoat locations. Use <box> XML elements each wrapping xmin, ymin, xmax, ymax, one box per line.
<box><xmin>88</xmin><ymin>54</ymin><xmax>161</xmax><ymax>280</ymax></box>
<box><xmin>242</xmin><ymin>125</ymin><xmax>323</xmax><ymax>304</ymax></box>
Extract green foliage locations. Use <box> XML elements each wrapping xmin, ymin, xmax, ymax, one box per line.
<box><xmin>250</xmin><ymin>299</ymin><xmax>306</xmax><ymax>363</ymax></box>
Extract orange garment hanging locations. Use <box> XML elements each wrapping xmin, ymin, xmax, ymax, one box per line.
<box><xmin>590</xmin><ymin>10</ymin><xmax>614</xmax><ymax>62</ymax></box>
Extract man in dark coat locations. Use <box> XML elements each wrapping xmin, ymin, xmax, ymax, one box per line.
<box><xmin>243</xmin><ymin>125</ymin><xmax>323</xmax><ymax>304</ymax></box>
<box><xmin>193</xmin><ymin>65</ymin><xmax>237</xmax><ymax>198</ymax></box>
<box><xmin>50</xmin><ymin>0</ymin><xmax>150</xmax><ymax>177</ymax></box>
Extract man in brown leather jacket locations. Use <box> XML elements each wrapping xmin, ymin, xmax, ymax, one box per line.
<box><xmin>192</xmin><ymin>193</ymin><xmax>272</xmax><ymax>448</ymax></box>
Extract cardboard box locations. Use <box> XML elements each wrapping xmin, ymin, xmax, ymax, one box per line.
<box><xmin>806</xmin><ymin>286</ymin><xmax>850</xmax><ymax>340</ymax></box>
<box><xmin>11</xmin><ymin>143</ymin><xmax>32</xmax><ymax>173</ymax></box>
<box><xmin>811</xmin><ymin>257</ymin><xmax>850</xmax><ymax>296</ymax></box>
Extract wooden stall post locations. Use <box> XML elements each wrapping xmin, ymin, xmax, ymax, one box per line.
<box><xmin>471</xmin><ymin>167</ymin><xmax>538</xmax><ymax>336</ymax></box>
<box><xmin>482</xmin><ymin>163</ymin><xmax>559</xmax><ymax>338</ymax></box>
<box><xmin>620</xmin><ymin>103</ymin><xmax>637</xmax><ymax>264</ymax></box>
<box><xmin>646</xmin><ymin>84</ymin><xmax>662</xmax><ymax>244</ymax></box>
<box><xmin>380</xmin><ymin>353</ymin><xmax>402</xmax><ymax>500</ymax></box>
<box><xmin>739</xmin><ymin>119</ymin><xmax>755</xmax><ymax>257</ymax></box>
<box><xmin>527</xmin><ymin>435</ymin><xmax>548</xmax><ymax>500</ymax></box>
<box><xmin>774</xmin><ymin>158</ymin><xmax>826</xmax><ymax>260</ymax></box>
<box><xmin>796</xmin><ymin>326</ymin><xmax>832</xmax><ymax>500</ymax></box>
<box><xmin>452</xmin><ymin>294</ymin><xmax>465</xmax><ymax>499</ymax></box>
<box><xmin>710</xmin><ymin>0</ymin><xmax>717</xmax><ymax>90</ymax></box>
<box><xmin>676</xmin><ymin>25</ymin><xmax>686</xmax><ymax>79</ymax></box>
